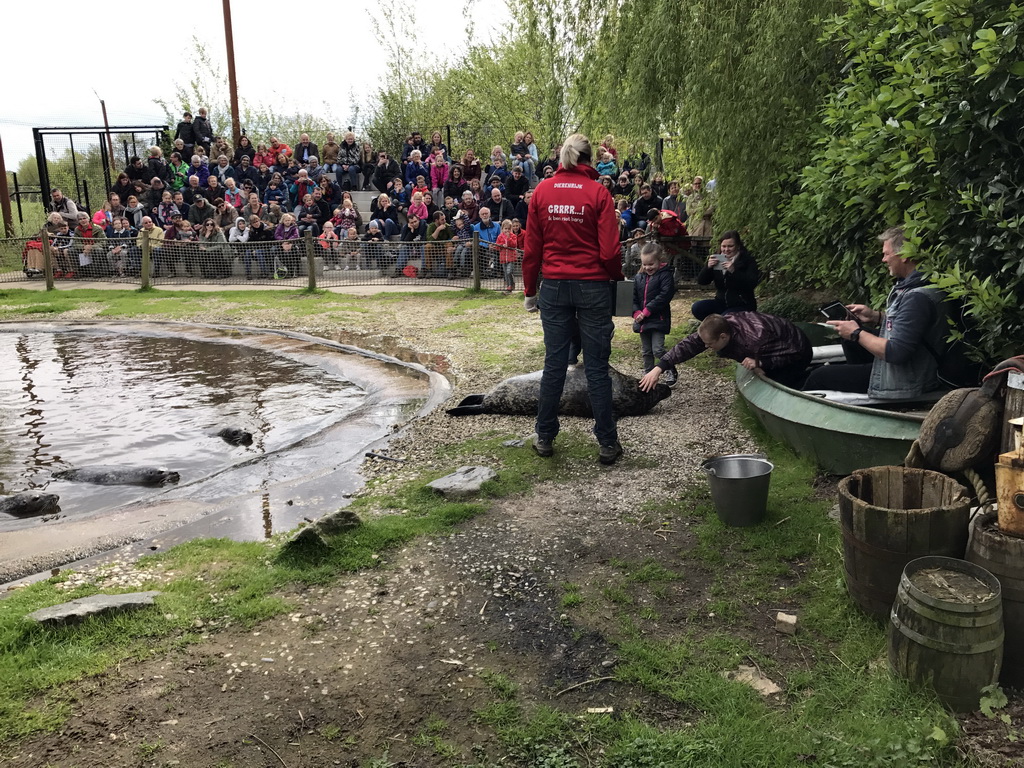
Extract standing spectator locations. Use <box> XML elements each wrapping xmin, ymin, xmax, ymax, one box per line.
<box><xmin>522</xmin><ymin>132</ymin><xmax>540</xmax><ymax>182</ymax></box>
<box><xmin>631</xmin><ymin>242</ymin><xmax>677</xmax><ymax>384</ymax></box>
<box><xmin>496</xmin><ymin>218</ymin><xmax>525</xmax><ymax>294</ymax></box>
<box><xmin>193</xmin><ymin>108</ymin><xmax>214</xmax><ymax>153</ymax></box>
<box><xmin>174</xmin><ymin>112</ymin><xmax>196</xmax><ymax>157</ymax></box>
<box><xmin>473</xmin><ymin>207</ymin><xmax>501</xmax><ymax>276</ymax></box>
<box><xmin>360</xmin><ymin>141</ymin><xmax>375</xmax><ymax>190</ymax></box>
<box><xmin>274</xmin><ymin>213</ymin><xmax>301</xmax><ymax>278</ymax></box>
<box><xmin>71</xmin><ymin>212</ymin><xmax>107</xmax><ymax>277</ymax></box>
<box><xmin>246</xmin><ymin>215</ymin><xmax>274</xmax><ymax>279</ymax></box>
<box><xmin>450</xmin><ymin>211</ymin><xmax>475</xmax><ymax>276</ymax></box>
<box><xmin>513</xmin><ymin>188</ymin><xmax>531</xmax><ymax>230</ymax></box>
<box><xmin>146</xmin><ymin>147</ymin><xmax>170</xmax><ymax>184</ymax></box>
<box><xmin>424</xmin><ymin>210</ymin><xmax>453</xmax><ymax>279</ymax></box>
<box><xmin>395</xmin><ymin>214</ymin><xmax>427</xmax><ymax>276</ymax></box>
<box><xmin>522</xmin><ymin>133</ymin><xmax>624</xmax><ymax>465</ymax></box>
<box><xmin>685</xmin><ymin>176</ymin><xmax>714</xmax><ymax>237</ymax></box>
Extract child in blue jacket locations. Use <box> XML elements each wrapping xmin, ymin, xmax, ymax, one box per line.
<box><xmin>633</xmin><ymin>242</ymin><xmax>678</xmax><ymax>385</ymax></box>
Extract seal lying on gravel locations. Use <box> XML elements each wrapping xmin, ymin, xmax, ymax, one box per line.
<box><xmin>447</xmin><ymin>366</ymin><xmax>671</xmax><ymax>417</ymax></box>
<box><xmin>0</xmin><ymin>492</ymin><xmax>61</xmax><ymax>517</ymax></box>
<box><xmin>217</xmin><ymin>427</ymin><xmax>253</xmax><ymax>446</ymax></box>
<box><xmin>54</xmin><ymin>467</ymin><xmax>180</xmax><ymax>486</ymax></box>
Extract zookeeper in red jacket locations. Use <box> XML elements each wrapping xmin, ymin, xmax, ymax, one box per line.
<box><xmin>522</xmin><ymin>133</ymin><xmax>625</xmax><ymax>466</ymax></box>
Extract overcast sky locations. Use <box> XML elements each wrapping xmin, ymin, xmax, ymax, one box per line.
<box><xmin>1</xmin><ymin>0</ymin><xmax>504</xmax><ymax>167</ymax></box>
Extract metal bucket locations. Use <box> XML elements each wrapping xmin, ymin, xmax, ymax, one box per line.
<box><xmin>701</xmin><ymin>454</ymin><xmax>773</xmax><ymax>527</ymax></box>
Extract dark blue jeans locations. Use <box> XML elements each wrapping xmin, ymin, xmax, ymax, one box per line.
<box><xmin>537</xmin><ymin>279</ymin><xmax>618</xmax><ymax>446</ymax></box>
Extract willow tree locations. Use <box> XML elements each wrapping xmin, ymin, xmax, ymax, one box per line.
<box><xmin>586</xmin><ymin>0</ymin><xmax>844</xmax><ymax>252</ymax></box>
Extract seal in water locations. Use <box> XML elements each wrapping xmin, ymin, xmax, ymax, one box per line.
<box><xmin>54</xmin><ymin>466</ymin><xmax>180</xmax><ymax>486</ymax></box>
<box><xmin>0</xmin><ymin>492</ymin><xmax>61</xmax><ymax>517</ymax></box>
<box><xmin>217</xmin><ymin>427</ymin><xmax>253</xmax><ymax>446</ymax></box>
<box><xmin>447</xmin><ymin>366</ymin><xmax>671</xmax><ymax>417</ymax></box>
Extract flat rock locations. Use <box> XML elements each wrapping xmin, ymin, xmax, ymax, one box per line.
<box><xmin>427</xmin><ymin>466</ymin><xmax>498</xmax><ymax>498</ymax></box>
<box><xmin>280</xmin><ymin>525</ymin><xmax>328</xmax><ymax>555</ymax></box>
<box><xmin>28</xmin><ymin>591</ymin><xmax>161</xmax><ymax>626</ymax></box>
<box><xmin>314</xmin><ymin>508</ymin><xmax>361</xmax><ymax>537</ymax></box>
<box><xmin>722</xmin><ymin>664</ymin><xmax>782</xmax><ymax>696</ymax></box>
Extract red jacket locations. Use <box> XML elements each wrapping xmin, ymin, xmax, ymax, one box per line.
<box><xmin>497</xmin><ymin>231</ymin><xmax>525</xmax><ymax>264</ymax></box>
<box><xmin>522</xmin><ymin>164</ymin><xmax>622</xmax><ymax>296</ymax></box>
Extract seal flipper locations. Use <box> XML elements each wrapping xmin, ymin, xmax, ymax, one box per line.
<box><xmin>446</xmin><ymin>395</ymin><xmax>488</xmax><ymax>416</ymax></box>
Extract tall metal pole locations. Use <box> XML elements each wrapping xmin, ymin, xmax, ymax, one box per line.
<box><xmin>0</xmin><ymin>132</ymin><xmax>15</xmax><ymax>237</ymax></box>
<box><xmin>100</xmin><ymin>99</ymin><xmax>116</xmax><ymax>184</ymax></box>
<box><xmin>222</xmin><ymin>0</ymin><xmax>242</xmax><ymax>148</ymax></box>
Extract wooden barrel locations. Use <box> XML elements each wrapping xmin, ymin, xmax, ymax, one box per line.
<box><xmin>968</xmin><ymin>512</ymin><xmax>1024</xmax><ymax>689</ymax></box>
<box><xmin>838</xmin><ymin>466</ymin><xmax>970</xmax><ymax>621</ymax></box>
<box><xmin>888</xmin><ymin>556</ymin><xmax>1003</xmax><ymax>712</ymax></box>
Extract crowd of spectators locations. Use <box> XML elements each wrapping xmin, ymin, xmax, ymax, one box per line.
<box><xmin>31</xmin><ymin>113</ymin><xmax>715</xmax><ymax>283</ymax></box>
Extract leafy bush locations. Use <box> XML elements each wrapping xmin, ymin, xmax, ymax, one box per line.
<box><xmin>775</xmin><ymin>0</ymin><xmax>1024</xmax><ymax>361</ymax></box>
<box><xmin>758</xmin><ymin>293</ymin><xmax>819</xmax><ymax>323</ymax></box>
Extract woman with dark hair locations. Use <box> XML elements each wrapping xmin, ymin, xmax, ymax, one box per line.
<box><xmin>232</xmin><ymin>136</ymin><xmax>256</xmax><ymax>166</ymax></box>
<box><xmin>443</xmin><ymin>165</ymin><xmax>469</xmax><ymax>201</ymax></box>
<box><xmin>460</xmin><ymin>149</ymin><xmax>481</xmax><ymax>185</ymax></box>
<box><xmin>522</xmin><ymin>133</ymin><xmax>624</xmax><ymax>465</ymax></box>
<box><xmin>690</xmin><ymin>229</ymin><xmax>760</xmax><ymax>320</ymax></box>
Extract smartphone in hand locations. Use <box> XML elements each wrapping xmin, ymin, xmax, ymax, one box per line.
<box><xmin>820</xmin><ymin>302</ymin><xmax>855</xmax><ymax>322</ymax></box>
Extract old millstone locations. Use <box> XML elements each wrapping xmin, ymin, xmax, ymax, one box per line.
<box><xmin>27</xmin><ymin>591</ymin><xmax>161</xmax><ymax>627</ymax></box>
<box><xmin>427</xmin><ymin>466</ymin><xmax>498</xmax><ymax>498</ymax></box>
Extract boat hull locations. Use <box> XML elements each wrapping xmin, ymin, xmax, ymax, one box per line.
<box><xmin>735</xmin><ymin>366</ymin><xmax>924</xmax><ymax>475</ymax></box>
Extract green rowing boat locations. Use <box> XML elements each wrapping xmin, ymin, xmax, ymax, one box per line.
<box><xmin>734</xmin><ymin>365</ymin><xmax>926</xmax><ymax>475</ymax></box>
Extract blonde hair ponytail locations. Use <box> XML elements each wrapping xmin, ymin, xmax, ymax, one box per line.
<box><xmin>559</xmin><ymin>133</ymin><xmax>592</xmax><ymax>169</ymax></box>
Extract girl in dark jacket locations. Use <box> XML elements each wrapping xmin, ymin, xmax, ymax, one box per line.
<box><xmin>443</xmin><ymin>165</ymin><xmax>469</xmax><ymax>201</ymax></box>
<box><xmin>632</xmin><ymin>242</ymin><xmax>678</xmax><ymax>384</ymax></box>
<box><xmin>691</xmin><ymin>229</ymin><xmax>760</xmax><ymax>320</ymax></box>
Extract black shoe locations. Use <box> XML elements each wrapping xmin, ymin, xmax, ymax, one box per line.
<box><xmin>599</xmin><ymin>441</ymin><xmax>623</xmax><ymax>465</ymax></box>
<box><xmin>664</xmin><ymin>369</ymin><xmax>678</xmax><ymax>387</ymax></box>
<box><xmin>533</xmin><ymin>436</ymin><xmax>554</xmax><ymax>457</ymax></box>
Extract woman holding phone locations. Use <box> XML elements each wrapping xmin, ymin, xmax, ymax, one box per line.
<box><xmin>690</xmin><ymin>230</ymin><xmax>760</xmax><ymax>320</ymax></box>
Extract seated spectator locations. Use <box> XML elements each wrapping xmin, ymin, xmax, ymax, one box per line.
<box><xmin>132</xmin><ymin>216</ymin><xmax>165</xmax><ymax>276</ymax></box>
<box><xmin>640</xmin><ymin>312</ymin><xmax>812</xmax><ymax>391</ymax></box>
<box><xmin>444</xmin><ymin>165</ymin><xmax>469</xmax><ymax>202</ymax></box>
<box><xmin>332</xmin><ymin>200</ymin><xmax>359</xmax><ymax>233</ymax></box>
<box><xmin>320</xmin><ymin>132</ymin><xmax>340</xmax><ymax>175</ymax></box>
<box><xmin>408</xmin><ymin>192</ymin><xmax>429</xmax><ymax>223</ymax></box>
<box><xmin>110</xmin><ymin>173</ymin><xmax>135</xmax><ymax>207</ymax></box>
<box><xmin>204</xmin><ymin>176</ymin><xmax>225</xmax><ymax>203</ymax></box>
<box><xmin>388</xmin><ymin>176</ymin><xmax>409</xmax><ymax>212</ymax></box>
<box><xmin>197</xmin><ymin>218</ymin><xmax>231</xmax><ymax>278</ymax></box>
<box><xmin>212</xmin><ymin>198</ymin><xmax>238</xmax><ymax>231</ymax></box>
<box><xmin>373</xmin><ymin>150</ymin><xmax>401</xmax><ymax>193</ymax></box>
<box><xmin>126</xmin><ymin>156</ymin><xmax>149</xmax><ymax>186</ymax></box>
<box><xmin>212</xmin><ymin>155</ymin><xmax>236</xmax><ymax>184</ymax></box>
<box><xmin>473</xmin><ymin>207</ymin><xmax>501</xmax><ymax>275</ymax></box>
<box><xmin>188</xmin><ymin>155</ymin><xmax>210</xmax><ymax>188</ymax></box>
<box><xmin>422</xmin><ymin>191</ymin><xmax>439</xmax><ymax>221</ymax></box>
<box><xmin>407</xmin><ymin>175</ymin><xmax>430</xmax><ymax>201</ymax></box>
<box><xmin>488</xmin><ymin>158</ymin><xmax>510</xmax><ymax>183</ymax></box>
<box><xmin>469</xmin><ymin>178</ymin><xmax>484</xmax><ymax>202</ymax></box>
<box><xmin>538</xmin><ymin>147</ymin><xmax>559</xmax><ymax>178</ymax></box>
<box><xmin>442</xmin><ymin>195</ymin><xmax>460</xmax><ymax>223</ymax></box>
<box><xmin>428</xmin><ymin>147</ymin><xmax>449</xmax><ymax>197</ymax></box>
<box><xmin>484</xmin><ymin>188</ymin><xmax>514</xmax><ymax>223</ymax></box>
<box><xmin>402</xmin><ymin>131</ymin><xmax>426</xmax><ymax>164</ymax></box>
<box><xmin>613</xmin><ymin>173</ymin><xmax>635</xmax><ymax>201</ymax></box>
<box><xmin>156</xmin><ymin>191</ymin><xmax>179</xmax><ymax>227</ymax></box>
<box><xmin>264</xmin><ymin>201</ymin><xmax>284</xmax><ymax>228</ymax></box>
<box><xmin>49</xmin><ymin>220</ymin><xmax>74</xmax><ymax>276</ymax></box>
<box><xmin>451</xmin><ymin>211</ymin><xmax>475</xmax><ymax>276</ymax></box>
<box><xmin>509</xmin><ymin>132</ymin><xmax>534</xmax><ymax>181</ymax></box>
<box><xmin>310</xmin><ymin>188</ymin><xmax>332</xmax><ymax>227</ymax></box>
<box><xmin>505</xmin><ymin>165</ymin><xmax>529</xmax><ymax>205</ymax></box>
<box><xmin>92</xmin><ymin>200</ymin><xmax>114</xmax><ymax>231</ymax></box>
<box><xmin>405</xmin><ymin>150</ymin><xmax>429</xmax><ymax>187</ymax></box>
<box><xmin>124</xmin><ymin>195</ymin><xmax>147</xmax><ymax>229</ymax></box>
<box><xmin>460</xmin><ymin>149</ymin><xmax>482</xmax><ymax>184</ymax></box>
<box><xmin>294</xmin><ymin>194</ymin><xmax>322</xmax><ymax>237</ymax></box>
<box><xmin>188</xmin><ymin>195</ymin><xmax>215</xmax><ymax>228</ymax></box>
<box><xmin>427</xmin><ymin>131</ymin><xmax>448</xmax><ymax>160</ymax></box>
<box><xmin>342</xmin><ymin>226</ymin><xmax>362</xmax><ymax>270</ymax></box>
<box><xmin>233</xmin><ymin>136</ymin><xmax>256</xmax><ymax>166</ymax></box>
<box><xmin>318</xmin><ymin>220</ymin><xmax>341</xmax><ymax>269</ymax></box>
<box><xmin>171</xmin><ymin>191</ymin><xmax>189</xmax><ymax>221</ymax></box>
<box><xmin>246</xmin><ymin>214</ymin><xmax>275</xmax><ymax>279</ymax></box>
<box><xmin>369</xmin><ymin>193</ymin><xmax>400</xmax><ymax>238</ymax></box>
<box><xmin>254</xmin><ymin>145</ymin><xmax>275</xmax><ymax>169</ymax></box>
<box><xmin>650</xmin><ymin>172</ymin><xmax>668</xmax><ymax>198</ymax></box>
<box><xmin>616</xmin><ymin>199</ymin><xmax>634</xmax><ymax>232</ymax></box>
<box><xmin>274</xmin><ymin>213</ymin><xmax>301</xmax><ymax>277</ymax></box>
<box><xmin>660</xmin><ymin>180</ymin><xmax>685</xmax><ymax>218</ymax></box>
<box><xmin>596</xmin><ymin>150</ymin><xmax>618</xmax><ymax>178</ymax></box>
<box><xmin>395</xmin><ymin>214</ymin><xmax>427</xmax><ymax>276</ymax></box>
<box><xmin>316</xmin><ymin>173</ymin><xmax>340</xmax><ymax>208</ymax></box>
<box><xmin>289</xmin><ymin>170</ymin><xmax>317</xmax><ymax>208</ymax></box>
<box><xmin>71</xmin><ymin>212</ymin><xmax>107</xmax><ymax>277</ymax></box>
<box><xmin>168</xmin><ymin>153</ymin><xmax>189</xmax><ymax>191</ymax></box>
<box><xmin>803</xmin><ymin>226</ymin><xmax>950</xmax><ymax>399</ymax></box>
<box><xmin>294</xmin><ymin>133</ymin><xmax>319</xmax><ymax>165</ymax></box>
<box><xmin>459</xmin><ymin>190</ymin><xmax>480</xmax><ymax>224</ymax></box>
<box><xmin>264</xmin><ymin>177</ymin><xmax>288</xmax><ymax>207</ymax></box>
<box><xmin>107</xmin><ymin>193</ymin><xmax>126</xmax><ymax>220</ymax></box>
<box><xmin>268</xmin><ymin>136</ymin><xmax>292</xmax><ymax>160</ymax></box>
<box><xmin>48</xmin><ymin>187</ymin><xmax>81</xmax><ymax>226</ymax></box>
<box><xmin>338</xmin><ymin>132</ymin><xmax>361</xmax><ymax>190</ymax></box>
<box><xmin>222</xmin><ymin>178</ymin><xmax>244</xmax><ymax>210</ymax></box>
<box><xmin>362</xmin><ymin>221</ymin><xmax>387</xmax><ymax>270</ymax></box>
<box><xmin>182</xmin><ymin>175</ymin><xmax>204</xmax><ymax>205</ymax></box>
<box><xmin>513</xmin><ymin>188</ymin><xmax>531</xmax><ymax>230</ymax></box>
<box><xmin>306</xmin><ymin>157</ymin><xmax>324</xmax><ymax>183</ymax></box>
<box><xmin>242</xmin><ymin>192</ymin><xmax>267</xmax><ymax>222</ymax></box>
<box><xmin>692</xmin><ymin>230</ymin><xmax>759</xmax><ymax>320</ymax></box>
<box><xmin>424</xmin><ymin>210</ymin><xmax>453</xmax><ymax>279</ymax></box>
<box><xmin>632</xmin><ymin>183</ymin><xmax>663</xmax><ymax>220</ymax></box>
<box><xmin>107</xmin><ymin>216</ymin><xmax>135</xmax><ymax>276</ymax></box>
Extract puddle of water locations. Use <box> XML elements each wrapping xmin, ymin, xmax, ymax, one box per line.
<box><xmin>0</xmin><ymin>331</ymin><xmax>364</xmax><ymax>527</ymax></box>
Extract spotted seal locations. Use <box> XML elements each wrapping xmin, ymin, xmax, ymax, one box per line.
<box><xmin>217</xmin><ymin>427</ymin><xmax>254</xmax><ymax>446</ymax></box>
<box><xmin>0</xmin><ymin>492</ymin><xmax>61</xmax><ymax>517</ymax></box>
<box><xmin>54</xmin><ymin>466</ymin><xmax>180</xmax><ymax>486</ymax></box>
<box><xmin>447</xmin><ymin>366</ymin><xmax>671</xmax><ymax>417</ymax></box>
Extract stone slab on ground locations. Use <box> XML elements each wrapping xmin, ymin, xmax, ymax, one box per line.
<box><xmin>27</xmin><ymin>591</ymin><xmax>161</xmax><ymax>626</ymax></box>
<box><xmin>427</xmin><ymin>466</ymin><xmax>498</xmax><ymax>498</ymax></box>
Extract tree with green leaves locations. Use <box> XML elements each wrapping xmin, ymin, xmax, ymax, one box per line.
<box><xmin>776</xmin><ymin>0</ymin><xmax>1024</xmax><ymax>360</ymax></box>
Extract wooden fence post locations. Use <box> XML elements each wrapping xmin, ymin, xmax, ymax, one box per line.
<box><xmin>140</xmin><ymin>230</ymin><xmax>151</xmax><ymax>290</ymax></box>
<box><xmin>304</xmin><ymin>229</ymin><xmax>316</xmax><ymax>291</ymax></box>
<box><xmin>40</xmin><ymin>229</ymin><xmax>54</xmax><ymax>291</ymax></box>
<box><xmin>471</xmin><ymin>231</ymin><xmax>481</xmax><ymax>292</ymax></box>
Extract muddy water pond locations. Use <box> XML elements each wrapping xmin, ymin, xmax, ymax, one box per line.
<box><xmin>0</xmin><ymin>322</ymin><xmax>447</xmax><ymax>583</ymax></box>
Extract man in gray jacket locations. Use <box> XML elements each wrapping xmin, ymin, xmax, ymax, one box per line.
<box><xmin>803</xmin><ymin>226</ymin><xmax>947</xmax><ymax>399</ymax></box>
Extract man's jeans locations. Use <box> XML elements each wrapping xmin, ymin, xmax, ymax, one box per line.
<box><xmin>537</xmin><ymin>279</ymin><xmax>617</xmax><ymax>446</ymax></box>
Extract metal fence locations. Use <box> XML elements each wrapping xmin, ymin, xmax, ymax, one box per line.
<box><xmin>0</xmin><ymin>230</ymin><xmax>711</xmax><ymax>291</ymax></box>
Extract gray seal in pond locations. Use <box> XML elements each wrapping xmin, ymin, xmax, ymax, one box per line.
<box><xmin>0</xmin><ymin>492</ymin><xmax>61</xmax><ymax>517</ymax></box>
<box><xmin>447</xmin><ymin>366</ymin><xmax>671</xmax><ymax>417</ymax></box>
<box><xmin>54</xmin><ymin>466</ymin><xmax>180</xmax><ymax>486</ymax></box>
<box><xmin>217</xmin><ymin>427</ymin><xmax>253</xmax><ymax>446</ymax></box>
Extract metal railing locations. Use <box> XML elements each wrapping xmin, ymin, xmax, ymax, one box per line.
<box><xmin>1</xmin><ymin>229</ymin><xmax>711</xmax><ymax>291</ymax></box>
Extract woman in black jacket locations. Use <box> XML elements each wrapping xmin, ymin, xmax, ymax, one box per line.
<box><xmin>691</xmin><ymin>229</ymin><xmax>760</xmax><ymax>320</ymax></box>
